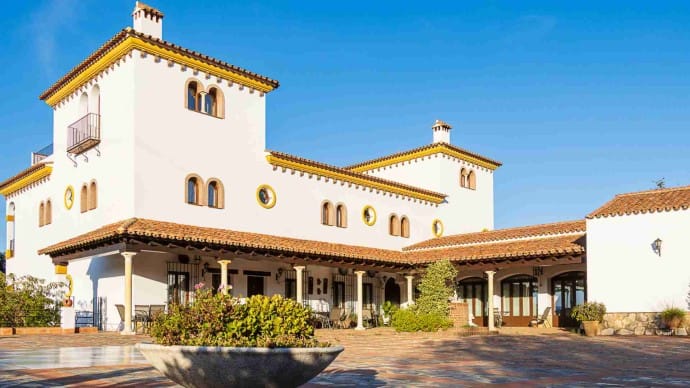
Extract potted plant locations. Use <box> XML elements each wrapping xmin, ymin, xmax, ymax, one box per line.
<box><xmin>660</xmin><ymin>307</ymin><xmax>686</xmax><ymax>331</ymax></box>
<box><xmin>137</xmin><ymin>284</ymin><xmax>343</xmax><ymax>388</ymax></box>
<box><xmin>381</xmin><ymin>301</ymin><xmax>397</xmax><ymax>326</ymax></box>
<box><xmin>570</xmin><ymin>301</ymin><xmax>606</xmax><ymax>337</ymax></box>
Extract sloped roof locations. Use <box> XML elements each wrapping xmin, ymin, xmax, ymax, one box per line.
<box><xmin>587</xmin><ymin>185</ymin><xmax>690</xmax><ymax>219</ymax></box>
<box><xmin>345</xmin><ymin>142</ymin><xmax>502</xmax><ymax>172</ymax></box>
<box><xmin>0</xmin><ymin>163</ymin><xmax>53</xmax><ymax>196</ymax></box>
<box><xmin>405</xmin><ymin>220</ymin><xmax>586</xmax><ymax>251</ymax></box>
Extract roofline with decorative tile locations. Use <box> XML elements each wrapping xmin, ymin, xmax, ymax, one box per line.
<box><xmin>586</xmin><ymin>185</ymin><xmax>690</xmax><ymax>219</ymax></box>
<box><xmin>40</xmin><ymin>28</ymin><xmax>279</xmax><ymax>106</ymax></box>
<box><xmin>345</xmin><ymin>143</ymin><xmax>502</xmax><ymax>173</ymax></box>
<box><xmin>266</xmin><ymin>151</ymin><xmax>447</xmax><ymax>204</ymax></box>
<box><xmin>0</xmin><ymin>163</ymin><xmax>53</xmax><ymax>196</ymax></box>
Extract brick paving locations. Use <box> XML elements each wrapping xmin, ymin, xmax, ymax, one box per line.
<box><xmin>0</xmin><ymin>329</ymin><xmax>689</xmax><ymax>386</ymax></box>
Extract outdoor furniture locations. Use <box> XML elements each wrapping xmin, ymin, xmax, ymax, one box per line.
<box><xmin>134</xmin><ymin>305</ymin><xmax>151</xmax><ymax>334</ymax></box>
<box><xmin>493</xmin><ymin>307</ymin><xmax>503</xmax><ymax>328</ymax></box>
<box><xmin>149</xmin><ymin>304</ymin><xmax>166</xmax><ymax>320</ymax></box>
<box><xmin>530</xmin><ymin>307</ymin><xmax>552</xmax><ymax>328</ymax></box>
<box><xmin>362</xmin><ymin>308</ymin><xmax>377</xmax><ymax>328</ymax></box>
<box><xmin>329</xmin><ymin>308</ymin><xmax>343</xmax><ymax>329</ymax></box>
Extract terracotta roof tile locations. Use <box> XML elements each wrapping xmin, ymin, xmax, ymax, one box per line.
<box><xmin>587</xmin><ymin>185</ymin><xmax>690</xmax><ymax>219</ymax></box>
<box><xmin>344</xmin><ymin>142</ymin><xmax>502</xmax><ymax>171</ymax></box>
<box><xmin>267</xmin><ymin>151</ymin><xmax>447</xmax><ymax>203</ymax></box>
<box><xmin>404</xmin><ymin>220</ymin><xmax>586</xmax><ymax>251</ymax></box>
<box><xmin>0</xmin><ymin>162</ymin><xmax>51</xmax><ymax>194</ymax></box>
<box><xmin>39</xmin><ymin>28</ymin><xmax>279</xmax><ymax>102</ymax></box>
<box><xmin>38</xmin><ymin>218</ymin><xmax>407</xmax><ymax>265</ymax></box>
<box><xmin>409</xmin><ymin>234</ymin><xmax>586</xmax><ymax>264</ymax></box>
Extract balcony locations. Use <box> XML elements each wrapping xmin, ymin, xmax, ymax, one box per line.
<box><xmin>31</xmin><ymin>143</ymin><xmax>53</xmax><ymax>165</ymax></box>
<box><xmin>67</xmin><ymin>113</ymin><xmax>101</xmax><ymax>155</ymax></box>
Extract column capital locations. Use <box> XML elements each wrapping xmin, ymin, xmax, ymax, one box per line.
<box><xmin>293</xmin><ymin>265</ymin><xmax>306</xmax><ymax>271</ymax></box>
<box><xmin>120</xmin><ymin>251</ymin><xmax>137</xmax><ymax>258</ymax></box>
<box><xmin>354</xmin><ymin>270</ymin><xmax>366</xmax><ymax>276</ymax></box>
<box><xmin>484</xmin><ymin>270</ymin><xmax>496</xmax><ymax>276</ymax></box>
<box><xmin>404</xmin><ymin>275</ymin><xmax>414</xmax><ymax>280</ymax></box>
<box><xmin>217</xmin><ymin>259</ymin><xmax>232</xmax><ymax>265</ymax></box>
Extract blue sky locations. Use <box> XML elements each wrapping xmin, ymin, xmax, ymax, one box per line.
<box><xmin>1</xmin><ymin>1</ymin><xmax>689</xmax><ymax>251</ymax></box>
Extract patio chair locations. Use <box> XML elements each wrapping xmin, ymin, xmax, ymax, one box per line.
<box><xmin>149</xmin><ymin>304</ymin><xmax>166</xmax><ymax>320</ymax></box>
<box><xmin>530</xmin><ymin>307</ymin><xmax>552</xmax><ymax>328</ymax></box>
<box><xmin>329</xmin><ymin>307</ymin><xmax>343</xmax><ymax>329</ymax></box>
<box><xmin>134</xmin><ymin>305</ymin><xmax>151</xmax><ymax>334</ymax></box>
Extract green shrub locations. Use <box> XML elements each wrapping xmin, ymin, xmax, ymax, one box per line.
<box><xmin>415</xmin><ymin>260</ymin><xmax>458</xmax><ymax>317</ymax></box>
<box><xmin>150</xmin><ymin>287</ymin><xmax>326</xmax><ymax>348</ymax></box>
<box><xmin>0</xmin><ymin>273</ymin><xmax>64</xmax><ymax>327</ymax></box>
<box><xmin>570</xmin><ymin>302</ymin><xmax>606</xmax><ymax>323</ymax></box>
<box><xmin>391</xmin><ymin>308</ymin><xmax>453</xmax><ymax>332</ymax></box>
<box><xmin>660</xmin><ymin>307</ymin><xmax>686</xmax><ymax>329</ymax></box>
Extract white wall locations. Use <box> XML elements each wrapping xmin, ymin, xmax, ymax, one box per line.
<box><xmin>587</xmin><ymin>210</ymin><xmax>690</xmax><ymax>312</ymax></box>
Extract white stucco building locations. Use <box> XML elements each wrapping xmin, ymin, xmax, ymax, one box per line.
<box><xmin>2</xmin><ymin>2</ymin><xmax>688</xmax><ymax>333</ymax></box>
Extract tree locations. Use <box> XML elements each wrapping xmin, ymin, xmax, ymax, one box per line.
<box><xmin>415</xmin><ymin>260</ymin><xmax>458</xmax><ymax>317</ymax></box>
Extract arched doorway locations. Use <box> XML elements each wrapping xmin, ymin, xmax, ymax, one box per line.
<box><xmin>384</xmin><ymin>278</ymin><xmax>401</xmax><ymax>306</ymax></box>
<box><xmin>501</xmin><ymin>274</ymin><xmax>538</xmax><ymax>326</ymax></box>
<box><xmin>457</xmin><ymin>277</ymin><xmax>487</xmax><ymax>326</ymax></box>
<box><xmin>551</xmin><ymin>271</ymin><xmax>586</xmax><ymax>327</ymax></box>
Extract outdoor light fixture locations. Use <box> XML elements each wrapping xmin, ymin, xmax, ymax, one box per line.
<box><xmin>275</xmin><ymin>267</ymin><xmax>284</xmax><ymax>282</ymax></box>
<box><xmin>201</xmin><ymin>262</ymin><xmax>210</xmax><ymax>276</ymax></box>
<box><xmin>653</xmin><ymin>238</ymin><xmax>663</xmax><ymax>256</ymax></box>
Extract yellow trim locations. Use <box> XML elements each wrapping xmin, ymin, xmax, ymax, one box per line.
<box><xmin>361</xmin><ymin>205</ymin><xmax>377</xmax><ymax>226</ymax></box>
<box><xmin>266</xmin><ymin>155</ymin><xmax>445</xmax><ymax>204</ymax></box>
<box><xmin>349</xmin><ymin>144</ymin><xmax>500</xmax><ymax>173</ymax></box>
<box><xmin>5</xmin><ymin>215</ymin><xmax>14</xmax><ymax>222</ymax></box>
<box><xmin>55</xmin><ymin>264</ymin><xmax>68</xmax><ymax>275</ymax></box>
<box><xmin>64</xmin><ymin>185</ymin><xmax>75</xmax><ymax>210</ymax></box>
<box><xmin>45</xmin><ymin>36</ymin><xmax>276</xmax><ymax>106</ymax></box>
<box><xmin>256</xmin><ymin>184</ymin><xmax>277</xmax><ymax>209</ymax></box>
<box><xmin>65</xmin><ymin>274</ymin><xmax>74</xmax><ymax>298</ymax></box>
<box><xmin>4</xmin><ymin>250</ymin><xmax>12</xmax><ymax>259</ymax></box>
<box><xmin>431</xmin><ymin>219</ymin><xmax>444</xmax><ymax>238</ymax></box>
<box><xmin>0</xmin><ymin>165</ymin><xmax>53</xmax><ymax>196</ymax></box>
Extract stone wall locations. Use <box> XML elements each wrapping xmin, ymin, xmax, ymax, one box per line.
<box><xmin>602</xmin><ymin>312</ymin><xmax>690</xmax><ymax>336</ymax></box>
<box><xmin>449</xmin><ymin>302</ymin><xmax>469</xmax><ymax>328</ymax></box>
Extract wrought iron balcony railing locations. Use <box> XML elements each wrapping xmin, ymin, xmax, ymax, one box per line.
<box><xmin>67</xmin><ymin>113</ymin><xmax>101</xmax><ymax>155</ymax></box>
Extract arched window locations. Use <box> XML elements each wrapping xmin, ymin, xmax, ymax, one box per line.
<box><xmin>336</xmin><ymin>204</ymin><xmax>347</xmax><ymax>228</ymax></box>
<box><xmin>400</xmin><ymin>216</ymin><xmax>410</xmax><ymax>238</ymax></box>
<box><xmin>88</xmin><ymin>181</ymin><xmax>98</xmax><ymax>210</ymax></box>
<box><xmin>90</xmin><ymin>85</ymin><xmax>100</xmax><ymax>114</ymax></box>
<box><xmin>460</xmin><ymin>168</ymin><xmax>467</xmax><ymax>188</ymax></box>
<box><xmin>45</xmin><ymin>200</ymin><xmax>52</xmax><ymax>225</ymax></box>
<box><xmin>39</xmin><ymin>202</ymin><xmax>45</xmax><ymax>227</ymax></box>
<box><xmin>80</xmin><ymin>184</ymin><xmax>88</xmax><ymax>213</ymax></box>
<box><xmin>206</xmin><ymin>179</ymin><xmax>224</xmax><ymax>208</ymax></box>
<box><xmin>389</xmin><ymin>214</ymin><xmax>400</xmax><ymax>236</ymax></box>
<box><xmin>468</xmin><ymin>170</ymin><xmax>476</xmax><ymax>190</ymax></box>
<box><xmin>185</xmin><ymin>175</ymin><xmax>203</xmax><ymax>205</ymax></box>
<box><xmin>204</xmin><ymin>90</ymin><xmax>215</xmax><ymax>115</ymax></box>
<box><xmin>79</xmin><ymin>92</ymin><xmax>89</xmax><ymax>116</ymax></box>
<box><xmin>321</xmin><ymin>201</ymin><xmax>334</xmax><ymax>226</ymax></box>
<box><xmin>186</xmin><ymin>80</ymin><xmax>202</xmax><ymax>111</ymax></box>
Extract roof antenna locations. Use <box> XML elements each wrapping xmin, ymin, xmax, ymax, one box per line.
<box><xmin>653</xmin><ymin>178</ymin><xmax>665</xmax><ymax>189</ymax></box>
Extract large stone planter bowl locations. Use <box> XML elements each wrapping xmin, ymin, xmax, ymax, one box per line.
<box><xmin>136</xmin><ymin>343</ymin><xmax>344</xmax><ymax>388</ymax></box>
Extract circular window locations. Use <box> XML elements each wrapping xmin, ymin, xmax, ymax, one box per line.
<box><xmin>64</xmin><ymin>186</ymin><xmax>75</xmax><ymax>210</ymax></box>
<box><xmin>256</xmin><ymin>184</ymin><xmax>277</xmax><ymax>209</ymax></box>
<box><xmin>361</xmin><ymin>205</ymin><xmax>377</xmax><ymax>226</ymax></box>
<box><xmin>432</xmin><ymin>219</ymin><xmax>444</xmax><ymax>237</ymax></box>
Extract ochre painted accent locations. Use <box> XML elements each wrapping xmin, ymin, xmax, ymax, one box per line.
<box><xmin>267</xmin><ymin>154</ymin><xmax>445</xmax><ymax>204</ymax></box>
<box><xmin>349</xmin><ymin>144</ymin><xmax>501</xmax><ymax>172</ymax></box>
<box><xmin>4</xmin><ymin>250</ymin><xmax>13</xmax><ymax>259</ymax></box>
<box><xmin>65</xmin><ymin>274</ymin><xmax>74</xmax><ymax>298</ymax></box>
<box><xmin>55</xmin><ymin>264</ymin><xmax>68</xmax><ymax>275</ymax></box>
<box><xmin>64</xmin><ymin>185</ymin><xmax>75</xmax><ymax>210</ymax></box>
<box><xmin>0</xmin><ymin>165</ymin><xmax>53</xmax><ymax>196</ymax></box>
<box><xmin>432</xmin><ymin>219</ymin><xmax>444</xmax><ymax>238</ymax></box>
<box><xmin>256</xmin><ymin>184</ymin><xmax>277</xmax><ymax>209</ymax></box>
<box><xmin>5</xmin><ymin>215</ymin><xmax>14</xmax><ymax>222</ymax></box>
<box><xmin>361</xmin><ymin>205</ymin><xmax>377</xmax><ymax>226</ymax></box>
<box><xmin>45</xmin><ymin>36</ymin><xmax>276</xmax><ymax>107</ymax></box>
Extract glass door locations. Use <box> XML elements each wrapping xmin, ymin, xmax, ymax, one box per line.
<box><xmin>552</xmin><ymin>271</ymin><xmax>586</xmax><ymax>327</ymax></box>
<box><xmin>168</xmin><ymin>271</ymin><xmax>189</xmax><ymax>305</ymax></box>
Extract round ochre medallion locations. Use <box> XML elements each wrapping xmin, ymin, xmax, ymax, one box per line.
<box><xmin>432</xmin><ymin>219</ymin><xmax>444</xmax><ymax>237</ymax></box>
<box><xmin>361</xmin><ymin>205</ymin><xmax>377</xmax><ymax>226</ymax></box>
<box><xmin>256</xmin><ymin>184</ymin><xmax>277</xmax><ymax>209</ymax></box>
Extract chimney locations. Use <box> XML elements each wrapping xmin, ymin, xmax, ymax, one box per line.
<box><xmin>132</xmin><ymin>1</ymin><xmax>164</xmax><ymax>39</ymax></box>
<box><xmin>431</xmin><ymin>119</ymin><xmax>452</xmax><ymax>144</ymax></box>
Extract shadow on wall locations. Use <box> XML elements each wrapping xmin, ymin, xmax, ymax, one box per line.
<box><xmin>87</xmin><ymin>255</ymin><xmax>124</xmax><ymax>331</ymax></box>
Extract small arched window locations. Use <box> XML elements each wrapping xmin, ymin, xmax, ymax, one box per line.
<box><xmin>45</xmin><ymin>200</ymin><xmax>52</xmax><ymax>225</ymax></box>
<box><xmin>321</xmin><ymin>201</ymin><xmax>335</xmax><ymax>226</ymax></box>
<box><xmin>389</xmin><ymin>214</ymin><xmax>400</xmax><ymax>236</ymax></box>
<box><xmin>88</xmin><ymin>181</ymin><xmax>98</xmax><ymax>210</ymax></box>
<box><xmin>336</xmin><ymin>204</ymin><xmax>347</xmax><ymax>228</ymax></box>
<box><xmin>401</xmin><ymin>216</ymin><xmax>410</xmax><ymax>238</ymax></box>
<box><xmin>206</xmin><ymin>179</ymin><xmax>224</xmax><ymax>209</ymax></box>
<box><xmin>80</xmin><ymin>184</ymin><xmax>88</xmax><ymax>213</ymax></box>
<box><xmin>468</xmin><ymin>170</ymin><xmax>476</xmax><ymax>190</ymax></box>
<box><xmin>460</xmin><ymin>168</ymin><xmax>467</xmax><ymax>188</ymax></box>
<box><xmin>186</xmin><ymin>175</ymin><xmax>203</xmax><ymax>205</ymax></box>
<box><xmin>79</xmin><ymin>93</ymin><xmax>89</xmax><ymax>116</ymax></box>
<box><xmin>204</xmin><ymin>90</ymin><xmax>215</xmax><ymax>115</ymax></box>
<box><xmin>186</xmin><ymin>80</ymin><xmax>202</xmax><ymax>111</ymax></box>
<box><xmin>39</xmin><ymin>202</ymin><xmax>45</xmax><ymax>227</ymax></box>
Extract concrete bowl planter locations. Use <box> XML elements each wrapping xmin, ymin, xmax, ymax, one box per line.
<box><xmin>136</xmin><ymin>342</ymin><xmax>344</xmax><ymax>388</ymax></box>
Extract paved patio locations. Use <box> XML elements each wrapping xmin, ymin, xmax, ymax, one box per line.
<box><xmin>0</xmin><ymin>328</ymin><xmax>689</xmax><ymax>386</ymax></box>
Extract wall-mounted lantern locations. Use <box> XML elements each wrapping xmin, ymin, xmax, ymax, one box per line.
<box><xmin>653</xmin><ymin>238</ymin><xmax>663</xmax><ymax>256</ymax></box>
